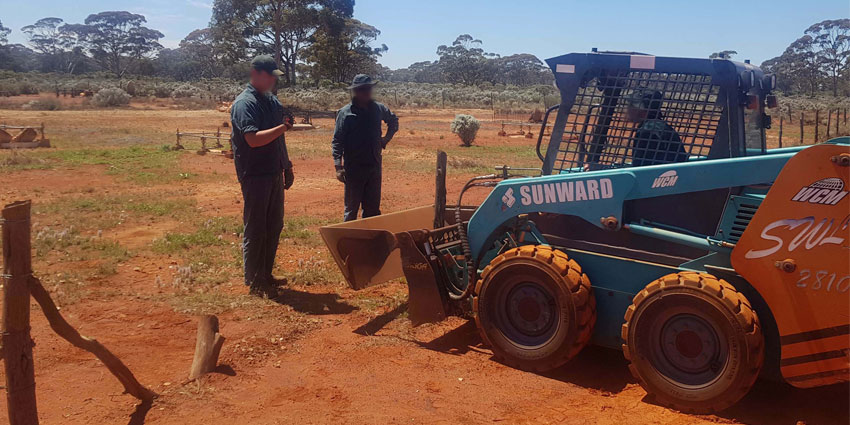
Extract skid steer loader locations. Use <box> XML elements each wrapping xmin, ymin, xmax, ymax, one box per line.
<box><xmin>320</xmin><ymin>51</ymin><xmax>850</xmax><ymax>412</ymax></box>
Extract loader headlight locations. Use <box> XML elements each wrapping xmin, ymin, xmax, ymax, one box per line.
<box><xmin>763</xmin><ymin>74</ymin><xmax>776</xmax><ymax>91</ymax></box>
<box><xmin>739</xmin><ymin>70</ymin><xmax>755</xmax><ymax>90</ymax></box>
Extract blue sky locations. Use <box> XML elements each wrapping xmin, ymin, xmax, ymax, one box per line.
<box><xmin>2</xmin><ymin>0</ymin><xmax>848</xmax><ymax>69</ymax></box>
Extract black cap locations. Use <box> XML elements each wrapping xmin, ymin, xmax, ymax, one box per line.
<box><xmin>251</xmin><ymin>55</ymin><xmax>284</xmax><ymax>76</ymax></box>
<box><xmin>348</xmin><ymin>74</ymin><xmax>377</xmax><ymax>90</ymax></box>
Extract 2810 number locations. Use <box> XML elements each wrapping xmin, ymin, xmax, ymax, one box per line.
<box><xmin>797</xmin><ymin>269</ymin><xmax>850</xmax><ymax>293</ymax></box>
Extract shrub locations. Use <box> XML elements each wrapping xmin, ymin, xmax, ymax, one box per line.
<box><xmin>23</xmin><ymin>97</ymin><xmax>61</xmax><ymax>111</ymax></box>
<box><xmin>450</xmin><ymin>114</ymin><xmax>481</xmax><ymax>147</ymax></box>
<box><xmin>171</xmin><ymin>83</ymin><xmax>202</xmax><ymax>99</ymax></box>
<box><xmin>92</xmin><ymin>87</ymin><xmax>131</xmax><ymax>107</ymax></box>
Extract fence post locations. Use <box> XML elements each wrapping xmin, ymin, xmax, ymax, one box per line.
<box><xmin>815</xmin><ymin>109</ymin><xmax>820</xmax><ymax>143</ymax></box>
<box><xmin>778</xmin><ymin>116</ymin><xmax>783</xmax><ymax>148</ymax></box>
<box><xmin>836</xmin><ymin>108</ymin><xmax>840</xmax><ymax>136</ymax></box>
<box><xmin>827</xmin><ymin>109</ymin><xmax>832</xmax><ymax>139</ymax></box>
<box><xmin>800</xmin><ymin>112</ymin><xmax>804</xmax><ymax>145</ymax></box>
<box><xmin>2</xmin><ymin>200</ymin><xmax>39</xmax><ymax>425</ymax></box>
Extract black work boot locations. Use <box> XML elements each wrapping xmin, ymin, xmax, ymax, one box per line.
<box><xmin>249</xmin><ymin>283</ymin><xmax>280</xmax><ymax>299</ymax></box>
<box><xmin>267</xmin><ymin>275</ymin><xmax>288</xmax><ymax>288</ymax></box>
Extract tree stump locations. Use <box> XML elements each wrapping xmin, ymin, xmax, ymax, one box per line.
<box><xmin>189</xmin><ymin>315</ymin><xmax>225</xmax><ymax>380</ymax></box>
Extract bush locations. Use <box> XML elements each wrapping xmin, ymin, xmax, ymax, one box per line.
<box><xmin>92</xmin><ymin>87</ymin><xmax>131</xmax><ymax>107</ymax></box>
<box><xmin>171</xmin><ymin>83</ymin><xmax>201</xmax><ymax>99</ymax></box>
<box><xmin>451</xmin><ymin>114</ymin><xmax>481</xmax><ymax>147</ymax></box>
<box><xmin>23</xmin><ymin>97</ymin><xmax>61</xmax><ymax>111</ymax></box>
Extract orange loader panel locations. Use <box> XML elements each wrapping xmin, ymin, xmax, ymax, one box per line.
<box><xmin>731</xmin><ymin>144</ymin><xmax>849</xmax><ymax>389</ymax></box>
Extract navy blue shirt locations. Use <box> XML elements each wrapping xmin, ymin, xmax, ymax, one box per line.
<box><xmin>230</xmin><ymin>84</ymin><xmax>292</xmax><ymax>181</ymax></box>
<box><xmin>332</xmin><ymin>100</ymin><xmax>398</xmax><ymax>169</ymax></box>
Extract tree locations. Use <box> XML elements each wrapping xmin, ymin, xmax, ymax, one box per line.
<box><xmin>437</xmin><ymin>35</ymin><xmax>496</xmax><ymax>85</ymax></box>
<box><xmin>805</xmin><ymin>19</ymin><xmax>850</xmax><ymax>96</ymax></box>
<box><xmin>0</xmin><ymin>19</ymin><xmax>10</xmax><ymax>45</ymax></box>
<box><xmin>21</xmin><ymin>17</ymin><xmax>85</xmax><ymax>73</ymax></box>
<box><xmin>709</xmin><ymin>50</ymin><xmax>737</xmax><ymax>59</ymax></box>
<box><xmin>211</xmin><ymin>0</ymin><xmax>351</xmax><ymax>86</ymax></box>
<box><xmin>22</xmin><ymin>18</ymin><xmax>66</xmax><ymax>55</ymax></box>
<box><xmin>63</xmin><ymin>11</ymin><xmax>163</xmax><ymax>76</ymax></box>
<box><xmin>308</xmin><ymin>18</ymin><xmax>387</xmax><ymax>84</ymax></box>
<box><xmin>762</xmin><ymin>35</ymin><xmax>822</xmax><ymax>96</ymax></box>
<box><xmin>491</xmin><ymin>54</ymin><xmax>552</xmax><ymax>86</ymax></box>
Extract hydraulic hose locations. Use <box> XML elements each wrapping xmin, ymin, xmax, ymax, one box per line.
<box><xmin>450</xmin><ymin>174</ymin><xmax>498</xmax><ymax>301</ymax></box>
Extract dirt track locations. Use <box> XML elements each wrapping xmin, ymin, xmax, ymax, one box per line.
<box><xmin>0</xmin><ymin>106</ymin><xmax>847</xmax><ymax>424</ymax></box>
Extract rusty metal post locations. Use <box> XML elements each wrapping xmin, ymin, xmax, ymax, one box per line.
<box><xmin>433</xmin><ymin>151</ymin><xmax>447</xmax><ymax>229</ymax></box>
<box><xmin>2</xmin><ymin>200</ymin><xmax>39</xmax><ymax>425</ymax></box>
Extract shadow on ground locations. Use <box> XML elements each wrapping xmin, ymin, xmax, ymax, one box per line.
<box><xmin>356</xmin><ymin>307</ymin><xmax>850</xmax><ymax>424</ymax></box>
<box><xmin>353</xmin><ymin>302</ymin><xmax>408</xmax><ymax>336</ymax></box>
<box><xmin>273</xmin><ymin>287</ymin><xmax>357</xmax><ymax>315</ymax></box>
<box><xmin>127</xmin><ymin>399</ymin><xmax>152</xmax><ymax>425</ymax></box>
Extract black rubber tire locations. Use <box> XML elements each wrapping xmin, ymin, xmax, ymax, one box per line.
<box><xmin>473</xmin><ymin>245</ymin><xmax>595</xmax><ymax>372</ymax></box>
<box><xmin>622</xmin><ymin>272</ymin><xmax>764</xmax><ymax>412</ymax></box>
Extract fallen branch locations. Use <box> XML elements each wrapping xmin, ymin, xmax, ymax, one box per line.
<box><xmin>27</xmin><ymin>276</ymin><xmax>157</xmax><ymax>402</ymax></box>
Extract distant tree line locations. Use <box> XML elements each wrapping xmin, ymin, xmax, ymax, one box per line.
<box><xmin>761</xmin><ymin>19</ymin><xmax>850</xmax><ymax>96</ymax></box>
<box><xmin>379</xmin><ymin>35</ymin><xmax>554</xmax><ymax>86</ymax></box>
<box><xmin>0</xmin><ymin>11</ymin><xmax>847</xmax><ymax>94</ymax></box>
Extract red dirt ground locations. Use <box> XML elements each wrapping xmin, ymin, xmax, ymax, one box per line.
<box><xmin>0</xmin><ymin>109</ymin><xmax>847</xmax><ymax>424</ymax></box>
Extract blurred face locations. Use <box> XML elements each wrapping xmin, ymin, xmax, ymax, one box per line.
<box><xmin>352</xmin><ymin>86</ymin><xmax>373</xmax><ymax>104</ymax></box>
<box><xmin>249</xmin><ymin>69</ymin><xmax>277</xmax><ymax>93</ymax></box>
<box><xmin>626</xmin><ymin>105</ymin><xmax>647</xmax><ymax>123</ymax></box>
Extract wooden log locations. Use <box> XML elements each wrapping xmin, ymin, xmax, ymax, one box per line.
<box><xmin>2</xmin><ymin>201</ymin><xmax>39</xmax><ymax>425</ymax></box>
<box><xmin>27</xmin><ymin>276</ymin><xmax>156</xmax><ymax>402</ymax></box>
<box><xmin>189</xmin><ymin>315</ymin><xmax>225</xmax><ymax>380</ymax></box>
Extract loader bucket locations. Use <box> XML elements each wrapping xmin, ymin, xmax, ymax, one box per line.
<box><xmin>319</xmin><ymin>205</ymin><xmax>435</xmax><ymax>290</ymax></box>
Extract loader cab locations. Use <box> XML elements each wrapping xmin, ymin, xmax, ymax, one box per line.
<box><xmin>539</xmin><ymin>51</ymin><xmax>775</xmax><ymax>175</ymax></box>
<box><xmin>533</xmin><ymin>52</ymin><xmax>777</xmax><ymax>265</ymax></box>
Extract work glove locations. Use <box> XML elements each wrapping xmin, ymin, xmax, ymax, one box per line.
<box><xmin>381</xmin><ymin>136</ymin><xmax>390</xmax><ymax>149</ymax></box>
<box><xmin>284</xmin><ymin>168</ymin><xmax>295</xmax><ymax>190</ymax></box>
<box><xmin>335</xmin><ymin>167</ymin><xmax>346</xmax><ymax>183</ymax></box>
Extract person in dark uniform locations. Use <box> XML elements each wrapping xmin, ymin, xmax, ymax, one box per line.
<box><xmin>626</xmin><ymin>89</ymin><xmax>689</xmax><ymax>166</ymax></box>
<box><xmin>230</xmin><ymin>55</ymin><xmax>295</xmax><ymax>298</ymax></box>
<box><xmin>331</xmin><ymin>74</ymin><xmax>399</xmax><ymax>221</ymax></box>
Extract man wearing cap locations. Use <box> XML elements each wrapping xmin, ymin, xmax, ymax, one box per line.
<box><xmin>626</xmin><ymin>89</ymin><xmax>688</xmax><ymax>167</ymax></box>
<box><xmin>332</xmin><ymin>74</ymin><xmax>399</xmax><ymax>221</ymax></box>
<box><xmin>230</xmin><ymin>55</ymin><xmax>295</xmax><ymax>298</ymax></box>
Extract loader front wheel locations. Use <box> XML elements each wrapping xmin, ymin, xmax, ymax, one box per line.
<box><xmin>474</xmin><ymin>245</ymin><xmax>595</xmax><ymax>372</ymax></box>
<box><xmin>622</xmin><ymin>272</ymin><xmax>764</xmax><ymax>412</ymax></box>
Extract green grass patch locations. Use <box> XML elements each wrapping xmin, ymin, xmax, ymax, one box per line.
<box><xmin>45</xmin><ymin>146</ymin><xmax>189</xmax><ymax>184</ymax></box>
<box><xmin>153</xmin><ymin>217</ymin><xmax>240</xmax><ymax>254</ymax></box>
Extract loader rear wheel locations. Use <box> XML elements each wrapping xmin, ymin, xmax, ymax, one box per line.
<box><xmin>622</xmin><ymin>272</ymin><xmax>763</xmax><ymax>412</ymax></box>
<box><xmin>474</xmin><ymin>245</ymin><xmax>595</xmax><ymax>372</ymax></box>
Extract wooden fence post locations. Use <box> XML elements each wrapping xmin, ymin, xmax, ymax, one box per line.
<box><xmin>836</xmin><ymin>109</ymin><xmax>840</xmax><ymax>136</ymax></box>
<box><xmin>800</xmin><ymin>112</ymin><xmax>805</xmax><ymax>145</ymax></box>
<box><xmin>2</xmin><ymin>201</ymin><xmax>39</xmax><ymax>425</ymax></box>
<box><xmin>826</xmin><ymin>109</ymin><xmax>831</xmax><ymax>139</ymax></box>
<box><xmin>189</xmin><ymin>315</ymin><xmax>225</xmax><ymax>380</ymax></box>
<box><xmin>815</xmin><ymin>109</ymin><xmax>820</xmax><ymax>143</ymax></box>
<box><xmin>778</xmin><ymin>116</ymin><xmax>783</xmax><ymax>148</ymax></box>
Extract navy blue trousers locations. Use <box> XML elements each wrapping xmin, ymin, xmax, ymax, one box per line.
<box><xmin>240</xmin><ymin>173</ymin><xmax>284</xmax><ymax>287</ymax></box>
<box><xmin>343</xmin><ymin>166</ymin><xmax>382</xmax><ymax>222</ymax></box>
